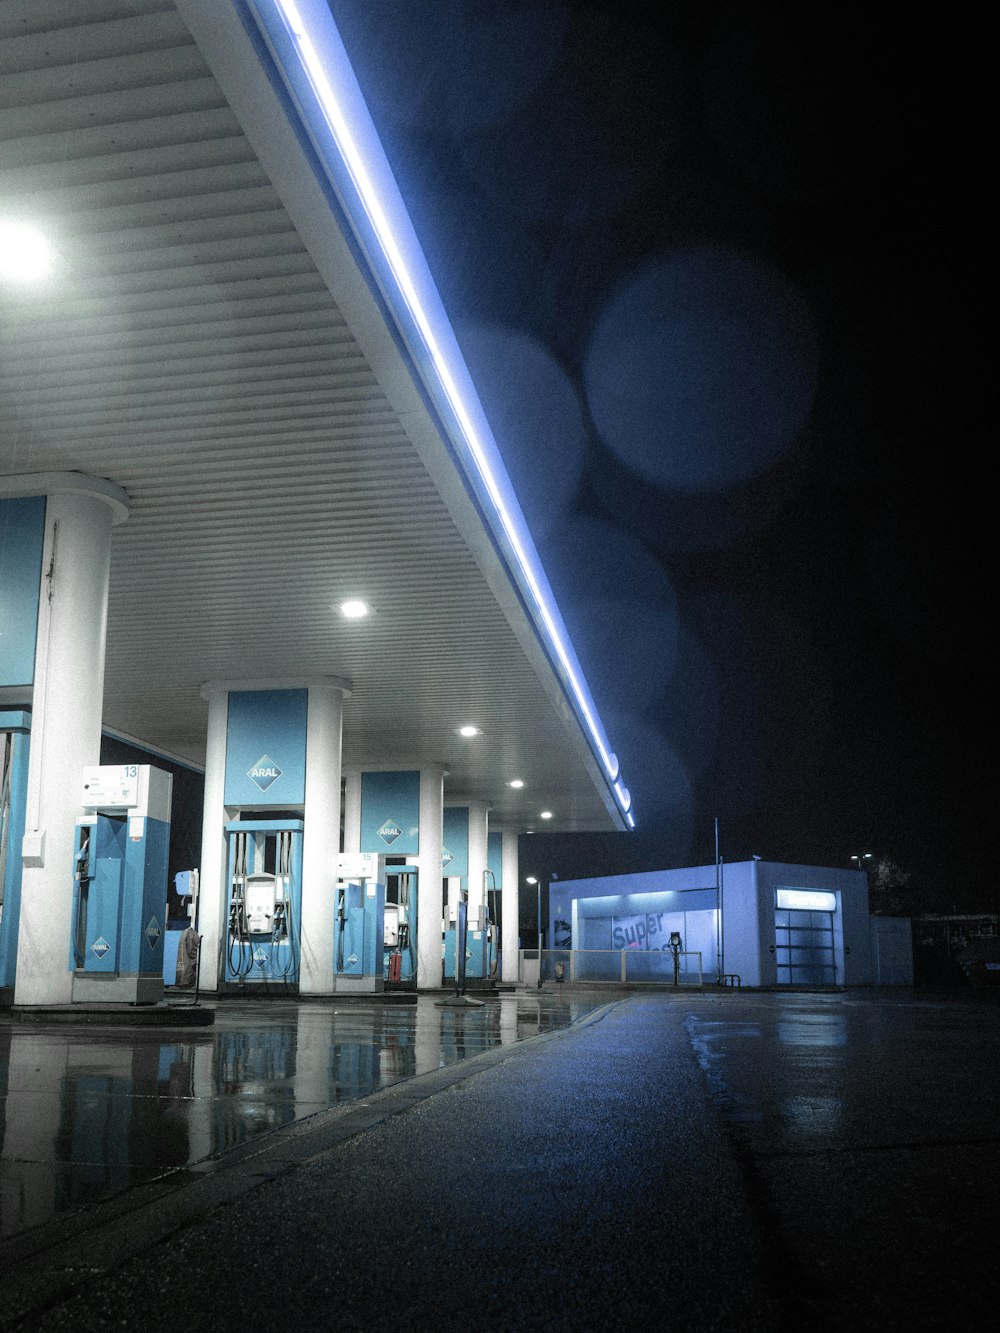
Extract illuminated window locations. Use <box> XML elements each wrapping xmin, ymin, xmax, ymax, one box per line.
<box><xmin>775</xmin><ymin>889</ymin><xmax>837</xmax><ymax>913</ymax></box>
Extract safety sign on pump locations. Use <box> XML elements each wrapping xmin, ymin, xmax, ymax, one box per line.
<box><xmin>246</xmin><ymin>755</ymin><xmax>282</xmax><ymax>792</ymax></box>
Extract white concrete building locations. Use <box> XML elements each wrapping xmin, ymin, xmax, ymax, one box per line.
<box><xmin>548</xmin><ymin>861</ymin><xmax>913</xmax><ymax>988</ymax></box>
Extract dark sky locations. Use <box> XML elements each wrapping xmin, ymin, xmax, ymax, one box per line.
<box><xmin>327</xmin><ymin>2</ymin><xmax>982</xmax><ymax>907</ymax></box>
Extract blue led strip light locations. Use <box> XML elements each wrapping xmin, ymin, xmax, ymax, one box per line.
<box><xmin>246</xmin><ymin>0</ymin><xmax>631</xmax><ymax>821</ymax></box>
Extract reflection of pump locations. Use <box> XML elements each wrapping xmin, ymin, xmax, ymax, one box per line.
<box><xmin>70</xmin><ymin>764</ymin><xmax>173</xmax><ymax>1004</ymax></box>
<box><xmin>225</xmin><ymin>820</ymin><xmax>302</xmax><ymax>986</ymax></box>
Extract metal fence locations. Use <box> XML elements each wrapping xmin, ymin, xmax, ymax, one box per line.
<box><xmin>521</xmin><ymin>948</ymin><xmax>704</xmax><ymax>986</ymax></box>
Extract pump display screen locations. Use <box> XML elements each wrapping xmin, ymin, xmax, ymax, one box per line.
<box><xmin>245</xmin><ymin>875</ymin><xmax>277</xmax><ymax>933</ymax></box>
<box><xmin>81</xmin><ymin>765</ymin><xmax>140</xmax><ymax>810</ymax></box>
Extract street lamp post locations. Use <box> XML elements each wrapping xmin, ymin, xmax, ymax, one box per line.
<box><xmin>526</xmin><ymin>876</ymin><xmax>542</xmax><ymax>988</ymax></box>
<box><xmin>851</xmin><ymin>853</ymin><xmax>873</xmax><ymax>871</ymax></box>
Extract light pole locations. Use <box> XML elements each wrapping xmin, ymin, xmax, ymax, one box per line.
<box><xmin>851</xmin><ymin>853</ymin><xmax>873</xmax><ymax>872</ymax></box>
<box><xmin>526</xmin><ymin>876</ymin><xmax>542</xmax><ymax>988</ymax></box>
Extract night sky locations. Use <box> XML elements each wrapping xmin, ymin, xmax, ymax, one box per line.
<box><xmin>327</xmin><ymin>2</ymin><xmax>981</xmax><ymax>909</ymax></box>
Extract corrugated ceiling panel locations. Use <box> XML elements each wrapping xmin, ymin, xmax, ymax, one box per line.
<box><xmin>0</xmin><ymin>0</ymin><xmax>614</xmax><ymax>830</ymax></box>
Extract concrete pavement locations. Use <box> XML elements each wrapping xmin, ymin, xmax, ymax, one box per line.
<box><xmin>2</xmin><ymin>988</ymin><xmax>998</xmax><ymax>1330</ymax></box>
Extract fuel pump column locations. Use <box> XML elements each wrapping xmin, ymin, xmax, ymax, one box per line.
<box><xmin>71</xmin><ymin>764</ymin><xmax>173</xmax><ymax>1004</ymax></box>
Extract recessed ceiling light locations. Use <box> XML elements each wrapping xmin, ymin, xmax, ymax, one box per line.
<box><xmin>540</xmin><ymin>810</ymin><xmax>553</xmax><ymax>820</ymax></box>
<box><xmin>0</xmin><ymin>221</ymin><xmax>55</xmax><ymax>282</ymax></box>
<box><xmin>525</xmin><ymin>876</ymin><xmax>538</xmax><ymax>885</ymax></box>
<box><xmin>457</xmin><ymin>725</ymin><xmax>481</xmax><ymax>737</ymax></box>
<box><xmin>508</xmin><ymin>779</ymin><xmax>524</xmax><ymax>789</ymax></box>
<box><xmin>338</xmin><ymin>599</ymin><xmax>370</xmax><ymax>619</ymax></box>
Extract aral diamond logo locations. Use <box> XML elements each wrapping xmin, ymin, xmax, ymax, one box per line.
<box><xmin>377</xmin><ymin>818</ymin><xmax>402</xmax><ymax>846</ymax></box>
<box><xmin>441</xmin><ymin>846</ymin><xmax>454</xmax><ymax>868</ymax></box>
<box><xmin>144</xmin><ymin>916</ymin><xmax>161</xmax><ymax>951</ymax></box>
<box><xmin>247</xmin><ymin>754</ymin><xmax>282</xmax><ymax>792</ymax></box>
<box><xmin>91</xmin><ymin>936</ymin><xmax>110</xmax><ymax>959</ymax></box>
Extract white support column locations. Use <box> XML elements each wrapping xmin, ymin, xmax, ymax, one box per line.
<box><xmin>1</xmin><ymin>1033</ymin><xmax>69</xmax><ymax>1227</ymax></box>
<box><xmin>13</xmin><ymin>484</ymin><xmax>126</xmax><ymax>1006</ymax></box>
<box><xmin>416</xmin><ymin>765</ymin><xmax>445</xmax><ymax>990</ymax></box>
<box><xmin>500</xmin><ymin>829</ymin><xmax>520</xmax><ymax>984</ymax></box>
<box><xmin>342</xmin><ymin>768</ymin><xmax>361</xmax><ymax>853</ymax></box>
<box><xmin>294</xmin><ymin>1006</ymin><xmax>334</xmax><ymax>1115</ymax></box>
<box><xmin>196</xmin><ymin>685</ymin><xmax>230</xmax><ymax>992</ymax></box>
<box><xmin>299</xmin><ymin>682</ymin><xmax>348</xmax><ymax>996</ymax></box>
<box><xmin>466</xmin><ymin>800</ymin><xmax>490</xmax><ymax>929</ymax></box>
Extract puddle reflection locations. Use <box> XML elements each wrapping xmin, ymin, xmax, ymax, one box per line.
<box><xmin>0</xmin><ymin>994</ymin><xmax>597</xmax><ymax>1241</ymax></box>
<box><xmin>776</xmin><ymin>1012</ymin><xmax>847</xmax><ymax>1047</ymax></box>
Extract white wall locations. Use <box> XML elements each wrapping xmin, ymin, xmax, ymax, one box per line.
<box><xmin>718</xmin><ymin>862</ymin><xmax>761</xmax><ymax>986</ymax></box>
<box><xmin>870</xmin><ymin>917</ymin><xmax>914</xmax><ymax>985</ymax></box>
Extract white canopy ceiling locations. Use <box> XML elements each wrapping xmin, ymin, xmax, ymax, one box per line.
<box><xmin>0</xmin><ymin>0</ymin><xmax>630</xmax><ymax>833</ymax></box>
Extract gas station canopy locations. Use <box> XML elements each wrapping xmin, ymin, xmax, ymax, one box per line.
<box><xmin>0</xmin><ymin>0</ymin><xmax>632</xmax><ymax>833</ymax></box>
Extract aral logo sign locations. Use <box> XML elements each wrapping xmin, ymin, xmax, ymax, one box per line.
<box><xmin>377</xmin><ymin>818</ymin><xmax>402</xmax><ymax>846</ymax></box>
<box><xmin>247</xmin><ymin>754</ymin><xmax>282</xmax><ymax>792</ymax></box>
<box><xmin>441</xmin><ymin>846</ymin><xmax>454</xmax><ymax>869</ymax></box>
<box><xmin>144</xmin><ymin>916</ymin><xmax>162</xmax><ymax>951</ymax></box>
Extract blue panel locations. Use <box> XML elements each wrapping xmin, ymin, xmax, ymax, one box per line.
<box><xmin>163</xmin><ymin>929</ymin><xmax>185</xmax><ymax>986</ymax></box>
<box><xmin>119</xmin><ymin>816</ymin><xmax>170</xmax><ymax>976</ymax></box>
<box><xmin>360</xmin><ymin>771</ymin><xmax>419</xmax><ymax>854</ymax></box>
<box><xmin>76</xmin><ymin>817</ymin><xmax>127</xmax><ymax>973</ymax></box>
<box><xmin>487</xmin><ymin>832</ymin><xmax>503</xmax><ymax>892</ymax></box>
<box><xmin>70</xmin><ymin>813</ymin><xmax>169</xmax><ymax>979</ymax></box>
<box><xmin>464</xmin><ymin>930</ymin><xmax>492</xmax><ymax>979</ymax></box>
<box><xmin>335</xmin><ymin>878</ymin><xmax>385</xmax><ymax>978</ymax></box>
<box><xmin>442</xmin><ymin>807</ymin><xmax>469</xmax><ymax>883</ymax></box>
<box><xmin>0</xmin><ymin>497</ymin><xmax>46</xmax><ymax>689</ymax></box>
<box><xmin>224</xmin><ymin>823</ymin><xmax>304</xmax><ymax>984</ymax></box>
<box><xmin>443</xmin><ymin>928</ymin><xmax>458</xmax><ymax>979</ymax></box>
<box><xmin>224</xmin><ymin>690</ymin><xmax>307</xmax><ymax>808</ymax></box>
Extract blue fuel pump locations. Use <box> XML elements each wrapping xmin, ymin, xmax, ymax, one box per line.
<box><xmin>383</xmin><ymin>862</ymin><xmax>418</xmax><ymax>985</ymax></box>
<box><xmin>0</xmin><ymin>713</ymin><xmax>31</xmax><ymax>997</ymax></box>
<box><xmin>335</xmin><ymin>852</ymin><xmax>385</xmax><ymax>993</ymax></box>
<box><xmin>224</xmin><ymin>819</ymin><xmax>303</xmax><ymax>986</ymax></box>
<box><xmin>70</xmin><ymin>764</ymin><xmax>173</xmax><ymax>1004</ymax></box>
<box><xmin>443</xmin><ymin>873</ymin><xmax>497</xmax><ymax>983</ymax></box>
<box><xmin>463</xmin><ymin>921</ymin><xmax>497</xmax><ymax>979</ymax></box>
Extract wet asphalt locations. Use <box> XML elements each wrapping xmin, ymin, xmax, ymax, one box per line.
<box><xmin>1</xmin><ymin>987</ymin><xmax>998</xmax><ymax>1330</ymax></box>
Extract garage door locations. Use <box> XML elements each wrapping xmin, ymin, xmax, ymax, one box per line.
<box><xmin>774</xmin><ymin>907</ymin><xmax>837</xmax><ymax>985</ymax></box>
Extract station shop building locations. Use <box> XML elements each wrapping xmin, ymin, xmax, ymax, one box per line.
<box><xmin>547</xmin><ymin>861</ymin><xmax>914</xmax><ymax>988</ymax></box>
